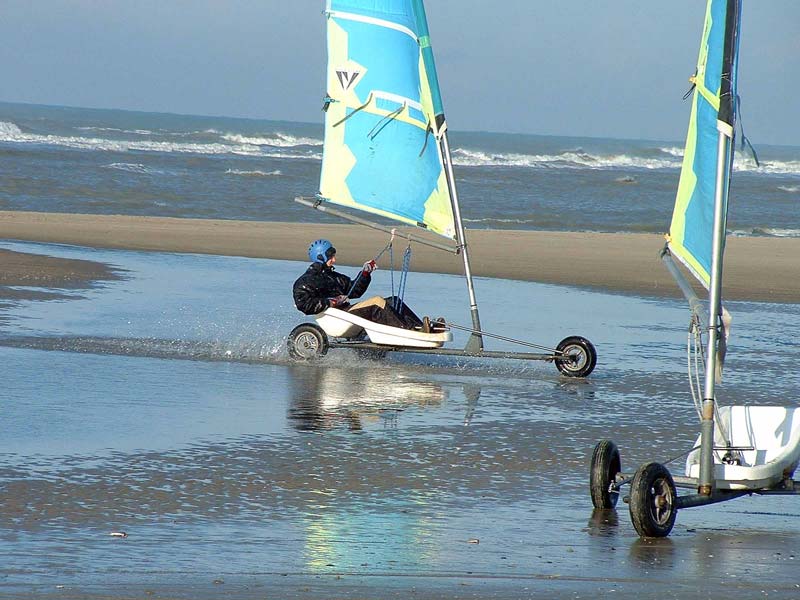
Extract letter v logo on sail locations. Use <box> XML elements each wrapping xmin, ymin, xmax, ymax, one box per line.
<box><xmin>336</xmin><ymin>70</ymin><xmax>360</xmax><ymax>91</ymax></box>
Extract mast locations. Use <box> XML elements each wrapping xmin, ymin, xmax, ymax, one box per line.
<box><xmin>442</xmin><ymin>131</ymin><xmax>483</xmax><ymax>352</ymax></box>
<box><xmin>698</xmin><ymin>0</ymin><xmax>740</xmax><ymax>496</ymax></box>
<box><xmin>414</xmin><ymin>0</ymin><xmax>483</xmax><ymax>352</ymax></box>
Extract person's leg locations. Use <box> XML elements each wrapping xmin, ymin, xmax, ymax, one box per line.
<box><xmin>384</xmin><ymin>296</ymin><xmax>423</xmax><ymax>329</ymax></box>
<box><xmin>348</xmin><ymin>296</ymin><xmax>386</xmax><ymax>311</ymax></box>
<box><xmin>349</xmin><ymin>301</ymin><xmax>408</xmax><ymax>328</ymax></box>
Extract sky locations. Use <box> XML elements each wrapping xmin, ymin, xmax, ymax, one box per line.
<box><xmin>2</xmin><ymin>1</ymin><xmax>799</xmax><ymax>145</ymax></box>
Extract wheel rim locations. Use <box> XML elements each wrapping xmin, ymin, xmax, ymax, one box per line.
<box><xmin>561</xmin><ymin>344</ymin><xmax>587</xmax><ymax>372</ymax></box>
<box><xmin>293</xmin><ymin>331</ymin><xmax>320</xmax><ymax>358</ymax></box>
<box><xmin>648</xmin><ymin>477</ymin><xmax>675</xmax><ymax>526</ymax></box>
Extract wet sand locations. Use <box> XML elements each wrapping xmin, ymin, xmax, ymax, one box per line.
<box><xmin>2</xmin><ymin>242</ymin><xmax>800</xmax><ymax>600</ymax></box>
<box><xmin>0</xmin><ymin>247</ymin><xmax>121</xmax><ymax>310</ymax></box>
<box><xmin>1</xmin><ymin>210</ymin><xmax>799</xmax><ymax>302</ymax></box>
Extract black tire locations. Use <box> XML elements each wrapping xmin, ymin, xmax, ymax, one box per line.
<box><xmin>554</xmin><ymin>336</ymin><xmax>597</xmax><ymax>378</ymax></box>
<box><xmin>629</xmin><ymin>462</ymin><xmax>677</xmax><ymax>538</ymax></box>
<box><xmin>590</xmin><ymin>440</ymin><xmax>621</xmax><ymax>509</ymax></box>
<box><xmin>287</xmin><ymin>323</ymin><xmax>329</xmax><ymax>360</ymax></box>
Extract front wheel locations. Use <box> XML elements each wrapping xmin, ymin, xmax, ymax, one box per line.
<box><xmin>554</xmin><ymin>336</ymin><xmax>597</xmax><ymax>377</ymax></box>
<box><xmin>287</xmin><ymin>323</ymin><xmax>329</xmax><ymax>360</ymax></box>
<box><xmin>629</xmin><ymin>462</ymin><xmax>677</xmax><ymax>538</ymax></box>
<box><xmin>590</xmin><ymin>440</ymin><xmax>621</xmax><ymax>509</ymax></box>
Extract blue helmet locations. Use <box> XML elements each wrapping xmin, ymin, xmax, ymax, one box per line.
<box><xmin>308</xmin><ymin>239</ymin><xmax>336</xmax><ymax>263</ymax></box>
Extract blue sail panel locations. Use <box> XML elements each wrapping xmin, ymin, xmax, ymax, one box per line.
<box><xmin>668</xmin><ymin>0</ymin><xmax>740</xmax><ymax>288</ymax></box>
<box><xmin>319</xmin><ymin>0</ymin><xmax>456</xmax><ymax>239</ymax></box>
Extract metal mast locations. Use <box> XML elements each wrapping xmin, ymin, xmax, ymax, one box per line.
<box><xmin>698</xmin><ymin>0</ymin><xmax>740</xmax><ymax>496</ymax></box>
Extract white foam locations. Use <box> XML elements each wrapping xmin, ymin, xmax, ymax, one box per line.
<box><xmin>730</xmin><ymin>228</ymin><xmax>800</xmax><ymax>238</ymax></box>
<box><xmin>102</xmin><ymin>162</ymin><xmax>162</xmax><ymax>174</ymax></box>
<box><xmin>451</xmin><ymin>147</ymin><xmax>677</xmax><ymax>170</ymax></box>
<box><xmin>221</xmin><ymin>132</ymin><xmax>322</xmax><ymax>147</ymax></box>
<box><xmin>0</xmin><ymin>121</ymin><xmax>23</xmax><ymax>137</ymax></box>
<box><xmin>77</xmin><ymin>126</ymin><xmax>155</xmax><ymax>135</ymax></box>
<box><xmin>0</xmin><ymin>125</ymin><xmax>322</xmax><ymax>160</ymax></box>
<box><xmin>464</xmin><ymin>217</ymin><xmax>537</xmax><ymax>225</ymax></box>
<box><xmin>778</xmin><ymin>185</ymin><xmax>800</xmax><ymax>193</ymax></box>
<box><xmin>225</xmin><ymin>169</ymin><xmax>282</xmax><ymax>177</ymax></box>
<box><xmin>661</xmin><ymin>145</ymin><xmax>800</xmax><ymax>175</ymax></box>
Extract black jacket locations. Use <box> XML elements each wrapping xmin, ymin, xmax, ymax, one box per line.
<box><xmin>292</xmin><ymin>262</ymin><xmax>371</xmax><ymax>315</ymax></box>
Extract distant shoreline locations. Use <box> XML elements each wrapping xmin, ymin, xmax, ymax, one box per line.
<box><xmin>1</xmin><ymin>210</ymin><xmax>798</xmax><ymax>303</ymax></box>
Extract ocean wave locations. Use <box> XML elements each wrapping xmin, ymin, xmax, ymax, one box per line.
<box><xmin>225</xmin><ymin>169</ymin><xmax>282</xmax><ymax>177</ymax></box>
<box><xmin>464</xmin><ymin>217</ymin><xmax>538</xmax><ymax>225</ymax></box>
<box><xmin>730</xmin><ymin>227</ymin><xmax>800</xmax><ymax>238</ymax></box>
<box><xmin>451</xmin><ymin>146</ymin><xmax>800</xmax><ymax>175</ymax></box>
<box><xmin>0</xmin><ymin>121</ymin><xmax>23</xmax><ymax>137</ymax></box>
<box><xmin>102</xmin><ymin>162</ymin><xmax>163</xmax><ymax>174</ymax></box>
<box><xmin>778</xmin><ymin>185</ymin><xmax>800</xmax><ymax>193</ymax></box>
<box><xmin>658</xmin><ymin>146</ymin><xmax>685</xmax><ymax>157</ymax></box>
<box><xmin>741</xmin><ymin>159</ymin><xmax>800</xmax><ymax>175</ymax></box>
<box><xmin>0</xmin><ymin>125</ymin><xmax>322</xmax><ymax>160</ymax></box>
<box><xmin>451</xmin><ymin>147</ymin><xmax>678</xmax><ymax>170</ymax></box>
<box><xmin>77</xmin><ymin>126</ymin><xmax>155</xmax><ymax>135</ymax></box>
<box><xmin>661</xmin><ymin>146</ymin><xmax>800</xmax><ymax>175</ymax></box>
<box><xmin>221</xmin><ymin>132</ymin><xmax>322</xmax><ymax>147</ymax></box>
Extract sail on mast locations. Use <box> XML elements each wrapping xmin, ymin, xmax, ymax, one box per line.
<box><xmin>319</xmin><ymin>0</ymin><xmax>456</xmax><ymax>239</ymax></box>
<box><xmin>665</xmin><ymin>0</ymin><xmax>742</xmax><ymax>496</ymax></box>
<box><xmin>318</xmin><ymin>0</ymin><xmax>483</xmax><ymax>351</ymax></box>
<box><xmin>666</xmin><ymin>0</ymin><xmax>741</xmax><ymax>289</ymax></box>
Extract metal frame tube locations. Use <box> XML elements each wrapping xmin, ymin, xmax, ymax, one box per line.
<box><xmin>699</xmin><ymin>129</ymin><xmax>732</xmax><ymax>494</ymax></box>
<box><xmin>441</xmin><ymin>132</ymin><xmax>483</xmax><ymax>352</ymax></box>
<box><xmin>294</xmin><ymin>197</ymin><xmax>457</xmax><ymax>254</ymax></box>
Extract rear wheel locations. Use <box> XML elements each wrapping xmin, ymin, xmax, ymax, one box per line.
<box><xmin>287</xmin><ymin>323</ymin><xmax>329</xmax><ymax>360</ymax></box>
<box><xmin>629</xmin><ymin>462</ymin><xmax>677</xmax><ymax>538</ymax></box>
<box><xmin>554</xmin><ymin>336</ymin><xmax>597</xmax><ymax>377</ymax></box>
<box><xmin>590</xmin><ymin>440</ymin><xmax>621</xmax><ymax>509</ymax></box>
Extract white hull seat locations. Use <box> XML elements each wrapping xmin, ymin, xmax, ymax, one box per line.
<box><xmin>314</xmin><ymin>307</ymin><xmax>451</xmax><ymax>349</ymax></box>
<box><xmin>686</xmin><ymin>406</ymin><xmax>800</xmax><ymax>490</ymax></box>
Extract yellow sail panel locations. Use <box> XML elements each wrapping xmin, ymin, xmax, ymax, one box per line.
<box><xmin>319</xmin><ymin>1</ymin><xmax>456</xmax><ymax>239</ymax></box>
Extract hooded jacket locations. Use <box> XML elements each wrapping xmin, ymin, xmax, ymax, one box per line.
<box><xmin>292</xmin><ymin>262</ymin><xmax>371</xmax><ymax>315</ymax></box>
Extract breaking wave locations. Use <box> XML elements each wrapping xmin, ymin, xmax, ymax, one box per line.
<box><xmin>450</xmin><ymin>145</ymin><xmax>800</xmax><ymax>175</ymax></box>
<box><xmin>102</xmin><ymin>162</ymin><xmax>163</xmax><ymax>174</ymax></box>
<box><xmin>0</xmin><ymin>121</ymin><xmax>23</xmax><ymax>137</ymax></box>
<box><xmin>225</xmin><ymin>169</ymin><xmax>282</xmax><ymax>177</ymax></box>
<box><xmin>221</xmin><ymin>132</ymin><xmax>322</xmax><ymax>147</ymax></box>
<box><xmin>451</xmin><ymin>147</ymin><xmax>678</xmax><ymax>170</ymax></box>
<box><xmin>0</xmin><ymin>121</ymin><xmax>322</xmax><ymax>160</ymax></box>
<box><xmin>77</xmin><ymin>126</ymin><xmax>155</xmax><ymax>136</ymax></box>
<box><xmin>730</xmin><ymin>228</ymin><xmax>800</xmax><ymax>238</ymax></box>
<box><xmin>778</xmin><ymin>185</ymin><xmax>800</xmax><ymax>193</ymax></box>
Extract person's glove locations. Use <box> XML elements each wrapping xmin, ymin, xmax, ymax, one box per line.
<box><xmin>362</xmin><ymin>259</ymin><xmax>377</xmax><ymax>274</ymax></box>
<box><xmin>328</xmin><ymin>294</ymin><xmax>349</xmax><ymax>308</ymax></box>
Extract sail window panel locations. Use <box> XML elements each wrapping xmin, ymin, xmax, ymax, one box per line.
<box><xmin>342</xmin><ymin>109</ymin><xmax>444</xmax><ymax>226</ymax></box>
<box><xmin>329</xmin><ymin>0</ymin><xmax>417</xmax><ymax>35</ymax></box>
<box><xmin>336</xmin><ymin>18</ymin><xmax>423</xmax><ymax>111</ymax></box>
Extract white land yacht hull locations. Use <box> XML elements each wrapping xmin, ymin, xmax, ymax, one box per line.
<box><xmin>315</xmin><ymin>307</ymin><xmax>451</xmax><ymax>349</ymax></box>
<box><xmin>685</xmin><ymin>406</ymin><xmax>800</xmax><ymax>491</ymax></box>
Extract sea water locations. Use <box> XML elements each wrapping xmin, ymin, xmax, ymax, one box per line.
<box><xmin>1</xmin><ymin>241</ymin><xmax>799</xmax><ymax>597</ymax></box>
<box><xmin>1</xmin><ymin>101</ymin><xmax>800</xmax><ymax>238</ymax></box>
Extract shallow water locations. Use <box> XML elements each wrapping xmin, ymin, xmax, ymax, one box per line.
<box><xmin>1</xmin><ymin>241</ymin><xmax>799</xmax><ymax>598</ymax></box>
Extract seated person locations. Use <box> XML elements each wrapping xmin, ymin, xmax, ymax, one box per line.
<box><xmin>292</xmin><ymin>238</ymin><xmax>427</xmax><ymax>331</ymax></box>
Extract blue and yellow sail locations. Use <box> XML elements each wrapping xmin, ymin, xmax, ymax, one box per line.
<box><xmin>667</xmin><ymin>0</ymin><xmax>741</xmax><ymax>288</ymax></box>
<box><xmin>319</xmin><ymin>0</ymin><xmax>456</xmax><ymax>239</ymax></box>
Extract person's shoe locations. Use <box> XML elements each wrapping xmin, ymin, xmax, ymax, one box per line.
<box><xmin>431</xmin><ymin>317</ymin><xmax>446</xmax><ymax>332</ymax></box>
<box><xmin>421</xmin><ymin>316</ymin><xmax>431</xmax><ymax>334</ymax></box>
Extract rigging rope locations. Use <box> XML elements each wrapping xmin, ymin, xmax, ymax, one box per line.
<box><xmin>686</xmin><ymin>315</ymin><xmax>739</xmax><ymax>462</ymax></box>
<box><xmin>394</xmin><ymin>240</ymin><xmax>412</xmax><ymax>311</ymax></box>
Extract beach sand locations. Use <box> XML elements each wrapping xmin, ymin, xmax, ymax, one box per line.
<box><xmin>1</xmin><ymin>210</ymin><xmax>797</xmax><ymax>303</ymax></box>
